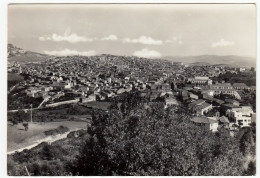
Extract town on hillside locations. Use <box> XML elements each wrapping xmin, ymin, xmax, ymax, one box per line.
<box><xmin>8</xmin><ymin>44</ymin><xmax>256</xmax><ymax>135</ymax></box>
<box><xmin>6</xmin><ymin>3</ymin><xmax>257</xmax><ymax>176</ymax></box>
<box><xmin>7</xmin><ymin>45</ymin><xmax>257</xmax><ymax>176</ymax></box>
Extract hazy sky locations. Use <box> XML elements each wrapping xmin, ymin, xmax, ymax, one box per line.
<box><xmin>8</xmin><ymin>4</ymin><xmax>256</xmax><ymax>58</ymax></box>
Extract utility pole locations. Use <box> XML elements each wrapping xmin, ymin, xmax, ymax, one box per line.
<box><xmin>24</xmin><ymin>166</ymin><xmax>30</xmax><ymax>176</ymax></box>
<box><xmin>30</xmin><ymin>104</ymin><xmax>33</xmax><ymax>123</ymax></box>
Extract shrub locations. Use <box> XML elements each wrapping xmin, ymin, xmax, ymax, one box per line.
<box><xmin>29</xmin><ymin>163</ymin><xmax>41</xmax><ymax>176</ymax></box>
<box><xmin>44</xmin><ymin>126</ymin><xmax>69</xmax><ymax>136</ymax></box>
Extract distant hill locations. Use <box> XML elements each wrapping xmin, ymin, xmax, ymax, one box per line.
<box><xmin>8</xmin><ymin>44</ymin><xmax>256</xmax><ymax>68</ymax></box>
<box><xmin>8</xmin><ymin>44</ymin><xmax>50</xmax><ymax>63</ymax></box>
<box><xmin>163</xmin><ymin>55</ymin><xmax>256</xmax><ymax>68</ymax></box>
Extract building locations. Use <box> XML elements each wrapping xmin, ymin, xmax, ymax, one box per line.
<box><xmin>187</xmin><ymin>76</ymin><xmax>213</xmax><ymax>86</ymax></box>
<box><xmin>236</xmin><ymin>67</ymin><xmax>246</xmax><ymax>72</ymax></box>
<box><xmin>218</xmin><ymin>115</ymin><xmax>230</xmax><ymax>129</ymax></box>
<box><xmin>189</xmin><ymin>99</ymin><xmax>212</xmax><ymax>115</ymax></box>
<box><xmin>232</xmin><ymin>83</ymin><xmax>249</xmax><ymax>90</ymax></box>
<box><xmin>189</xmin><ymin>93</ymin><xmax>199</xmax><ymax>100</ymax></box>
<box><xmin>211</xmin><ymin>83</ymin><xmax>241</xmax><ymax>99</ymax></box>
<box><xmin>225</xmin><ymin>99</ymin><xmax>240</xmax><ymax>106</ymax></box>
<box><xmin>191</xmin><ymin>116</ymin><xmax>219</xmax><ymax>132</ymax></box>
<box><xmin>249</xmin><ymin>86</ymin><xmax>256</xmax><ymax>91</ymax></box>
<box><xmin>165</xmin><ymin>96</ymin><xmax>179</xmax><ymax>108</ymax></box>
<box><xmin>226</xmin><ymin>106</ymin><xmax>254</xmax><ymax>127</ymax></box>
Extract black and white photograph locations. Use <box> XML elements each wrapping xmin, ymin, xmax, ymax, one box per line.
<box><xmin>5</xmin><ymin>2</ymin><xmax>258</xmax><ymax>176</ymax></box>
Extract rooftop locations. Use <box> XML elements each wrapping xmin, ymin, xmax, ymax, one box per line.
<box><xmin>233</xmin><ymin>83</ymin><xmax>248</xmax><ymax>87</ymax></box>
<box><xmin>191</xmin><ymin>116</ymin><xmax>218</xmax><ymax>124</ymax></box>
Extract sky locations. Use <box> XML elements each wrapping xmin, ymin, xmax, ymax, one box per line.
<box><xmin>8</xmin><ymin>4</ymin><xmax>256</xmax><ymax>58</ymax></box>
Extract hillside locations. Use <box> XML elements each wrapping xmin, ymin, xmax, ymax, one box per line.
<box><xmin>8</xmin><ymin>44</ymin><xmax>50</xmax><ymax>63</ymax></box>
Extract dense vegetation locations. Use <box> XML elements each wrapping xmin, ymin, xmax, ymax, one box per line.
<box><xmin>211</xmin><ymin>71</ymin><xmax>256</xmax><ymax>86</ymax></box>
<box><xmin>70</xmin><ymin>104</ymin><xmax>254</xmax><ymax>176</ymax></box>
<box><xmin>239</xmin><ymin>90</ymin><xmax>256</xmax><ymax>112</ymax></box>
<box><xmin>8</xmin><ymin>92</ymin><xmax>43</xmax><ymax>110</ymax></box>
<box><xmin>7</xmin><ymin>91</ymin><xmax>256</xmax><ymax>176</ymax></box>
<box><xmin>8</xmin><ymin>73</ymin><xmax>24</xmax><ymax>89</ymax></box>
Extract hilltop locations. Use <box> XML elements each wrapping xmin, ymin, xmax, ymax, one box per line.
<box><xmin>8</xmin><ymin>44</ymin><xmax>50</xmax><ymax>63</ymax></box>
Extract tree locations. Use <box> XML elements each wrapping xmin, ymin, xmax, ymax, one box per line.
<box><xmin>41</xmin><ymin>144</ymin><xmax>55</xmax><ymax>160</ymax></box>
<box><xmin>23</xmin><ymin>123</ymin><xmax>29</xmax><ymax>131</ymax></box>
<box><xmin>74</xmin><ymin>104</ymin><xmax>244</xmax><ymax>176</ymax></box>
<box><xmin>30</xmin><ymin>163</ymin><xmax>41</xmax><ymax>176</ymax></box>
<box><xmin>14</xmin><ymin>110</ymin><xmax>27</xmax><ymax>123</ymax></box>
<box><xmin>244</xmin><ymin>161</ymin><xmax>256</xmax><ymax>176</ymax></box>
<box><xmin>11</xmin><ymin>119</ymin><xmax>18</xmax><ymax>127</ymax></box>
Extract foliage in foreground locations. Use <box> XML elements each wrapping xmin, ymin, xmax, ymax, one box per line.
<box><xmin>70</xmin><ymin>103</ymin><xmax>247</xmax><ymax>176</ymax></box>
<box><xmin>7</xmin><ymin>92</ymin><xmax>255</xmax><ymax>176</ymax></box>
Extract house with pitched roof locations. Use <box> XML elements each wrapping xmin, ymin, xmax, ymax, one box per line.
<box><xmin>189</xmin><ymin>99</ymin><xmax>212</xmax><ymax>115</ymax></box>
<box><xmin>218</xmin><ymin>115</ymin><xmax>230</xmax><ymax>129</ymax></box>
<box><xmin>191</xmin><ymin>116</ymin><xmax>218</xmax><ymax>132</ymax></box>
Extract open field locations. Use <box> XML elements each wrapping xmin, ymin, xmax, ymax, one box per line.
<box><xmin>7</xmin><ymin>121</ymin><xmax>88</xmax><ymax>152</ymax></box>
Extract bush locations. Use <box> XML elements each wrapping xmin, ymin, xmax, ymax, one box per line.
<box><xmin>67</xmin><ymin>129</ymin><xmax>87</xmax><ymax>138</ymax></box>
<box><xmin>23</xmin><ymin>123</ymin><xmax>29</xmax><ymax>131</ymax></box>
<box><xmin>41</xmin><ymin>145</ymin><xmax>55</xmax><ymax>161</ymax></box>
<box><xmin>44</xmin><ymin>126</ymin><xmax>69</xmax><ymax>136</ymax></box>
<box><xmin>12</xmin><ymin>149</ymin><xmax>34</xmax><ymax>163</ymax></box>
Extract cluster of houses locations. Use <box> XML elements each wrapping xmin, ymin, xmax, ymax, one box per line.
<box><xmin>190</xmin><ymin>105</ymin><xmax>255</xmax><ymax>134</ymax></box>
<box><xmin>173</xmin><ymin>76</ymin><xmax>256</xmax><ymax>133</ymax></box>
<box><xmin>8</xmin><ymin>52</ymin><xmax>256</xmax><ymax>134</ymax></box>
<box><xmin>10</xmin><ymin>55</ymin><xmax>185</xmax><ymax>108</ymax></box>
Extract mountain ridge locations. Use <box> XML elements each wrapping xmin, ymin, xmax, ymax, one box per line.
<box><xmin>8</xmin><ymin>44</ymin><xmax>256</xmax><ymax>67</ymax></box>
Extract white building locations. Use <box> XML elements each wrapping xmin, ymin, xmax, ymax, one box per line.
<box><xmin>226</xmin><ymin>106</ymin><xmax>254</xmax><ymax>127</ymax></box>
<box><xmin>188</xmin><ymin>76</ymin><xmax>213</xmax><ymax>86</ymax></box>
<box><xmin>211</xmin><ymin>83</ymin><xmax>241</xmax><ymax>100</ymax></box>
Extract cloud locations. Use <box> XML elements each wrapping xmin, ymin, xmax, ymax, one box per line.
<box><xmin>133</xmin><ymin>48</ymin><xmax>162</xmax><ymax>58</ymax></box>
<box><xmin>123</xmin><ymin>36</ymin><xmax>163</xmax><ymax>45</ymax></box>
<box><xmin>44</xmin><ymin>49</ymin><xmax>96</xmax><ymax>56</ymax></box>
<box><xmin>39</xmin><ymin>33</ymin><xmax>93</xmax><ymax>43</ymax></box>
<box><xmin>101</xmin><ymin>35</ymin><xmax>118</xmax><ymax>41</ymax></box>
<box><xmin>39</xmin><ymin>28</ymin><xmax>93</xmax><ymax>43</ymax></box>
<box><xmin>165</xmin><ymin>37</ymin><xmax>182</xmax><ymax>44</ymax></box>
<box><xmin>212</xmin><ymin>39</ymin><xmax>234</xmax><ymax>48</ymax></box>
<box><xmin>165</xmin><ymin>40</ymin><xmax>173</xmax><ymax>43</ymax></box>
<box><xmin>39</xmin><ymin>37</ymin><xmax>45</xmax><ymax>41</ymax></box>
<box><xmin>39</xmin><ymin>36</ymin><xmax>52</xmax><ymax>41</ymax></box>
